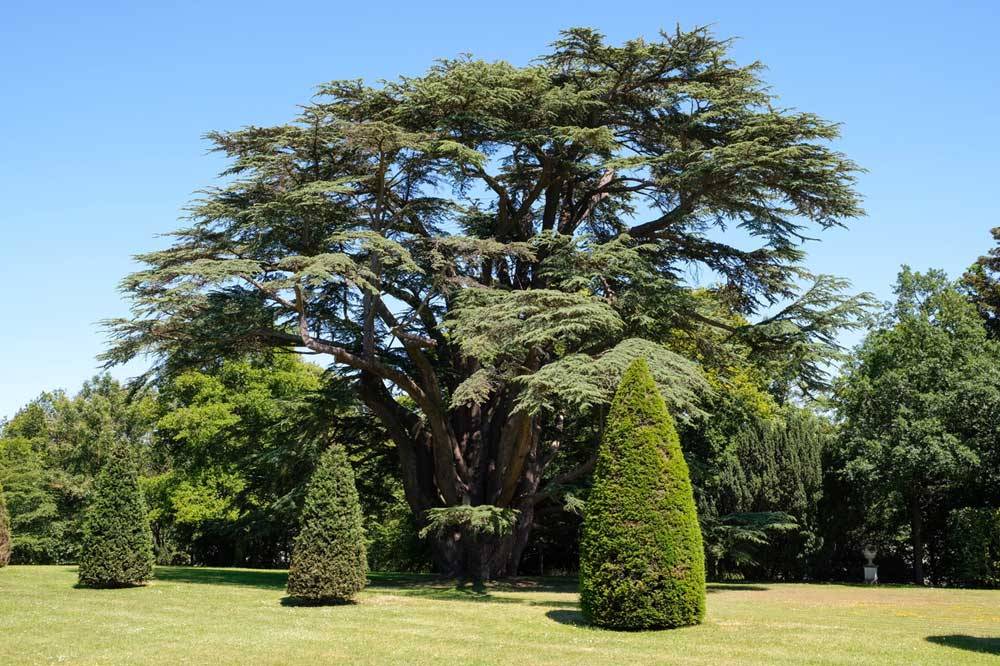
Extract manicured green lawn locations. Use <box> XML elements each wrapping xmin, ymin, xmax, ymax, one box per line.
<box><xmin>2</xmin><ymin>566</ymin><xmax>999</xmax><ymax>664</ymax></box>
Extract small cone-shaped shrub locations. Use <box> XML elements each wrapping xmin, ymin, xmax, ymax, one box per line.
<box><xmin>78</xmin><ymin>442</ymin><xmax>155</xmax><ymax>587</ymax></box>
<box><xmin>287</xmin><ymin>444</ymin><xmax>367</xmax><ymax>602</ymax></box>
<box><xmin>0</xmin><ymin>482</ymin><xmax>11</xmax><ymax>567</ymax></box>
<box><xmin>580</xmin><ymin>358</ymin><xmax>706</xmax><ymax>629</ymax></box>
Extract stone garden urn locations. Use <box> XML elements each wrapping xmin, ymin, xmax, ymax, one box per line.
<box><xmin>862</xmin><ymin>545</ymin><xmax>878</xmax><ymax>584</ymax></box>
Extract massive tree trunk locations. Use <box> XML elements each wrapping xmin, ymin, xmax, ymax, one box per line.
<box><xmin>430</xmin><ymin>509</ymin><xmax>536</xmax><ymax>582</ymax></box>
<box><xmin>360</xmin><ymin>373</ymin><xmax>547</xmax><ymax>579</ymax></box>
<box><xmin>427</xmin><ymin>421</ymin><xmax>544</xmax><ymax>580</ymax></box>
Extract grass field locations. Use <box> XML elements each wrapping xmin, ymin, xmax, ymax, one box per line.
<box><xmin>2</xmin><ymin>566</ymin><xmax>999</xmax><ymax>664</ymax></box>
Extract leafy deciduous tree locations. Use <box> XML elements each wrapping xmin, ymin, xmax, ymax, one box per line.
<box><xmin>835</xmin><ymin>268</ymin><xmax>1000</xmax><ymax>584</ymax></box>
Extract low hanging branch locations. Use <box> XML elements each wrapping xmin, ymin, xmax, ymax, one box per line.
<box><xmin>419</xmin><ymin>506</ymin><xmax>521</xmax><ymax>540</ymax></box>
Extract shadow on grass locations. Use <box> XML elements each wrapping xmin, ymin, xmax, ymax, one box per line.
<box><xmin>280</xmin><ymin>596</ymin><xmax>357</xmax><ymax>608</ymax></box>
<box><xmin>367</xmin><ymin>574</ymin><xmax>579</xmax><ymax>608</ymax></box>
<box><xmin>72</xmin><ymin>582</ymin><xmax>149</xmax><ymax>590</ymax></box>
<box><xmin>546</xmin><ymin>609</ymin><xmax>708</xmax><ymax>632</ymax></box>
<box><xmin>152</xmin><ymin>567</ymin><xmax>579</xmax><ymax>608</ymax></box>
<box><xmin>368</xmin><ymin>573</ymin><xmax>578</xmax><ymax>594</ymax></box>
<box><xmin>927</xmin><ymin>635</ymin><xmax>1000</xmax><ymax>656</ymax></box>
<box><xmin>154</xmin><ymin>566</ymin><xmax>288</xmax><ymax>591</ymax></box>
<box><xmin>546</xmin><ymin>609</ymin><xmax>587</xmax><ymax>626</ymax></box>
<box><xmin>707</xmin><ymin>583</ymin><xmax>769</xmax><ymax>593</ymax></box>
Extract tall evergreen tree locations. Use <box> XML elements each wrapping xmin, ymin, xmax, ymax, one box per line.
<box><xmin>77</xmin><ymin>441</ymin><xmax>155</xmax><ymax>587</ymax></box>
<box><xmin>104</xmin><ymin>26</ymin><xmax>868</xmax><ymax>577</ymax></box>
<box><xmin>287</xmin><ymin>444</ymin><xmax>367</xmax><ymax>602</ymax></box>
<box><xmin>0</xmin><ymin>481</ymin><xmax>11</xmax><ymax>567</ymax></box>
<box><xmin>580</xmin><ymin>359</ymin><xmax>705</xmax><ymax>629</ymax></box>
<box><xmin>697</xmin><ymin>408</ymin><xmax>827</xmax><ymax>580</ymax></box>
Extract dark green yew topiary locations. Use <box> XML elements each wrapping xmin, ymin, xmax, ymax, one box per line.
<box><xmin>580</xmin><ymin>358</ymin><xmax>706</xmax><ymax>630</ymax></box>
<box><xmin>78</xmin><ymin>442</ymin><xmax>155</xmax><ymax>587</ymax></box>
<box><xmin>0</xmin><ymin>482</ymin><xmax>11</xmax><ymax>567</ymax></box>
<box><xmin>287</xmin><ymin>444</ymin><xmax>367</xmax><ymax>602</ymax></box>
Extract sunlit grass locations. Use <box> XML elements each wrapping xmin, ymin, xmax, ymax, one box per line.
<box><xmin>2</xmin><ymin>565</ymin><xmax>998</xmax><ymax>664</ymax></box>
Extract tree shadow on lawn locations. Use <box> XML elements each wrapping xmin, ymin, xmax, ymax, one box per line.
<box><xmin>72</xmin><ymin>582</ymin><xmax>150</xmax><ymax>590</ymax></box>
<box><xmin>151</xmin><ymin>567</ymin><xmax>578</xmax><ymax>607</ymax></box>
<box><xmin>545</xmin><ymin>609</ymin><xmax>705</xmax><ymax>631</ymax></box>
<box><xmin>707</xmin><ymin>583</ymin><xmax>769</xmax><ymax>593</ymax></box>
<box><xmin>366</xmin><ymin>574</ymin><xmax>579</xmax><ymax>608</ymax></box>
<box><xmin>926</xmin><ymin>635</ymin><xmax>1000</xmax><ymax>656</ymax></box>
<box><xmin>546</xmin><ymin>609</ymin><xmax>587</xmax><ymax>626</ymax></box>
<box><xmin>280</xmin><ymin>596</ymin><xmax>357</xmax><ymax>608</ymax></box>
<box><xmin>154</xmin><ymin>566</ymin><xmax>288</xmax><ymax>591</ymax></box>
<box><xmin>369</xmin><ymin>573</ymin><xmax>578</xmax><ymax>594</ymax></box>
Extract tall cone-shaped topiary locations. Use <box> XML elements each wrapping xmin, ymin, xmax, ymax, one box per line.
<box><xmin>580</xmin><ymin>358</ymin><xmax>706</xmax><ymax>629</ymax></box>
<box><xmin>78</xmin><ymin>441</ymin><xmax>155</xmax><ymax>587</ymax></box>
<box><xmin>0</xmin><ymin>481</ymin><xmax>11</xmax><ymax>567</ymax></box>
<box><xmin>287</xmin><ymin>444</ymin><xmax>367</xmax><ymax>602</ymax></box>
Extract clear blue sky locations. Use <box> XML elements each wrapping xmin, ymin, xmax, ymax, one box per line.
<box><xmin>2</xmin><ymin>0</ymin><xmax>998</xmax><ymax>420</ymax></box>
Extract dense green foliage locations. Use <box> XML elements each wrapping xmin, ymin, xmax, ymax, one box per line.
<box><xmin>0</xmin><ymin>377</ymin><xmax>156</xmax><ymax>564</ymax></box>
<box><xmin>832</xmin><ymin>268</ymin><xmax>1000</xmax><ymax>584</ymax></box>
<box><xmin>0</xmin><ymin>481</ymin><xmax>11</xmax><ymax>567</ymax></box>
<box><xmin>287</xmin><ymin>444</ymin><xmax>367</xmax><ymax>602</ymax></box>
<box><xmin>149</xmin><ymin>355</ymin><xmax>337</xmax><ymax>566</ymax></box>
<box><xmin>0</xmin><ymin>437</ymin><xmax>63</xmax><ymax>563</ymax></box>
<box><xmin>580</xmin><ymin>359</ymin><xmax>705</xmax><ymax>629</ymax></box>
<box><xmin>104</xmin><ymin>26</ymin><xmax>867</xmax><ymax>577</ymax></box>
<box><xmin>687</xmin><ymin>394</ymin><xmax>827</xmax><ymax>580</ymax></box>
<box><xmin>0</xmin><ymin>358</ymin><xmax>408</xmax><ymax>572</ymax></box>
<box><xmin>943</xmin><ymin>507</ymin><xmax>1000</xmax><ymax>588</ymax></box>
<box><xmin>77</xmin><ymin>441</ymin><xmax>155</xmax><ymax>587</ymax></box>
<box><xmin>365</xmin><ymin>495</ymin><xmax>430</xmax><ymax>573</ymax></box>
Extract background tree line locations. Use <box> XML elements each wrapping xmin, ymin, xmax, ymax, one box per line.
<box><xmin>3</xmin><ymin>227</ymin><xmax>998</xmax><ymax>584</ymax></box>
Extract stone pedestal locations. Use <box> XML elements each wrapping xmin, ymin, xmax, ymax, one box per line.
<box><xmin>864</xmin><ymin>565</ymin><xmax>878</xmax><ymax>584</ymax></box>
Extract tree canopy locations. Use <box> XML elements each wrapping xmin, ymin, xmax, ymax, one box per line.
<box><xmin>834</xmin><ymin>267</ymin><xmax>1000</xmax><ymax>583</ymax></box>
<box><xmin>104</xmin><ymin>26</ymin><xmax>868</xmax><ymax>576</ymax></box>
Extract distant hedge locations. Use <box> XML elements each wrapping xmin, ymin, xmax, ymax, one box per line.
<box><xmin>77</xmin><ymin>442</ymin><xmax>155</xmax><ymax>587</ymax></box>
<box><xmin>0</xmin><ymin>482</ymin><xmax>11</xmax><ymax>567</ymax></box>
<box><xmin>287</xmin><ymin>444</ymin><xmax>367</xmax><ymax>602</ymax></box>
<box><xmin>945</xmin><ymin>507</ymin><xmax>1000</xmax><ymax>588</ymax></box>
<box><xmin>580</xmin><ymin>358</ymin><xmax>706</xmax><ymax>629</ymax></box>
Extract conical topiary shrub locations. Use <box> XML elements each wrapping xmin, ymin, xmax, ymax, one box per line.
<box><xmin>78</xmin><ymin>441</ymin><xmax>155</xmax><ymax>587</ymax></box>
<box><xmin>0</xmin><ymin>482</ymin><xmax>11</xmax><ymax>567</ymax></box>
<box><xmin>580</xmin><ymin>358</ymin><xmax>706</xmax><ymax>630</ymax></box>
<box><xmin>287</xmin><ymin>444</ymin><xmax>367</xmax><ymax>602</ymax></box>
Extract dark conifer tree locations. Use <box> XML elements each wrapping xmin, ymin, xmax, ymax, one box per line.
<box><xmin>580</xmin><ymin>359</ymin><xmax>706</xmax><ymax>629</ymax></box>
<box><xmin>77</xmin><ymin>441</ymin><xmax>155</xmax><ymax>587</ymax></box>
<box><xmin>287</xmin><ymin>444</ymin><xmax>367</xmax><ymax>602</ymax></box>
